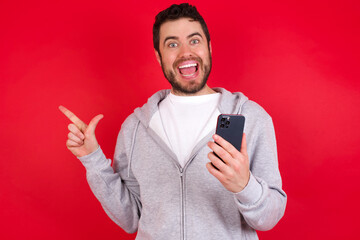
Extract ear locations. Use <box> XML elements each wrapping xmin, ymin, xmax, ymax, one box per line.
<box><xmin>209</xmin><ymin>41</ymin><xmax>212</xmax><ymax>55</ymax></box>
<box><xmin>154</xmin><ymin>50</ymin><xmax>161</xmax><ymax>66</ymax></box>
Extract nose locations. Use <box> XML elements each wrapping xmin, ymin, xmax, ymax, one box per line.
<box><xmin>178</xmin><ymin>43</ymin><xmax>193</xmax><ymax>58</ymax></box>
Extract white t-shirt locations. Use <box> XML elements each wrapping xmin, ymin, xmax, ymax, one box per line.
<box><xmin>149</xmin><ymin>92</ymin><xmax>221</xmax><ymax>167</ymax></box>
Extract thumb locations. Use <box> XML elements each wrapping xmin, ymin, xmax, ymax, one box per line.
<box><xmin>86</xmin><ymin>114</ymin><xmax>104</xmax><ymax>135</ymax></box>
<box><xmin>240</xmin><ymin>133</ymin><xmax>247</xmax><ymax>154</ymax></box>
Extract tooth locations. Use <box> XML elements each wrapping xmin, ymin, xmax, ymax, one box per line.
<box><xmin>179</xmin><ymin>63</ymin><xmax>197</xmax><ymax>69</ymax></box>
<box><xmin>183</xmin><ymin>73</ymin><xmax>196</xmax><ymax>77</ymax></box>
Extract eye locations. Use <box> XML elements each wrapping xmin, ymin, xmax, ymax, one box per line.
<box><xmin>190</xmin><ymin>39</ymin><xmax>200</xmax><ymax>45</ymax></box>
<box><xmin>168</xmin><ymin>42</ymin><xmax>178</xmax><ymax>48</ymax></box>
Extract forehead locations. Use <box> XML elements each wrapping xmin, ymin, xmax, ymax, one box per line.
<box><xmin>159</xmin><ymin>18</ymin><xmax>205</xmax><ymax>40</ymax></box>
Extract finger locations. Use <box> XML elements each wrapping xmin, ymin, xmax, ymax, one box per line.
<box><xmin>68</xmin><ymin>123</ymin><xmax>85</xmax><ymax>140</ymax></box>
<box><xmin>240</xmin><ymin>133</ymin><xmax>247</xmax><ymax>155</ymax></box>
<box><xmin>66</xmin><ymin>139</ymin><xmax>83</xmax><ymax>148</ymax></box>
<box><xmin>208</xmin><ymin>141</ymin><xmax>232</xmax><ymax>164</ymax></box>
<box><xmin>213</xmin><ymin>134</ymin><xmax>240</xmax><ymax>159</ymax></box>
<box><xmin>206</xmin><ymin>162</ymin><xmax>226</xmax><ymax>182</ymax></box>
<box><xmin>208</xmin><ymin>151</ymin><xmax>227</xmax><ymax>171</ymax></box>
<box><xmin>68</xmin><ymin>132</ymin><xmax>84</xmax><ymax>144</ymax></box>
<box><xmin>86</xmin><ymin>114</ymin><xmax>104</xmax><ymax>135</ymax></box>
<box><xmin>59</xmin><ymin>105</ymin><xmax>87</xmax><ymax>132</ymax></box>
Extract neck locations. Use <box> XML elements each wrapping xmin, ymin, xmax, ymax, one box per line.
<box><xmin>171</xmin><ymin>85</ymin><xmax>216</xmax><ymax>96</ymax></box>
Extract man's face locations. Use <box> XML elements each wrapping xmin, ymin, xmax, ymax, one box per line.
<box><xmin>156</xmin><ymin>18</ymin><xmax>212</xmax><ymax>95</ymax></box>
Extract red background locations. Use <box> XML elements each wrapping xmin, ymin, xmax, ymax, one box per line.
<box><xmin>1</xmin><ymin>0</ymin><xmax>359</xmax><ymax>239</ymax></box>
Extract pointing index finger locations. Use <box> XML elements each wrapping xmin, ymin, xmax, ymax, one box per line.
<box><xmin>59</xmin><ymin>105</ymin><xmax>87</xmax><ymax>132</ymax></box>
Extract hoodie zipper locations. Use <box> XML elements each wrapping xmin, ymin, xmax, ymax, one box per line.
<box><xmin>179</xmin><ymin>167</ymin><xmax>185</xmax><ymax>240</ymax></box>
<box><xmin>178</xmin><ymin>155</ymin><xmax>197</xmax><ymax>240</ymax></box>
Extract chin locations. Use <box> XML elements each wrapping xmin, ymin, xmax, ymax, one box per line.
<box><xmin>172</xmin><ymin>79</ymin><xmax>207</xmax><ymax>94</ymax></box>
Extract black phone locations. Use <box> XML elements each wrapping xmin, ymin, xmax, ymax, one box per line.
<box><xmin>215</xmin><ymin>114</ymin><xmax>245</xmax><ymax>151</ymax></box>
<box><xmin>212</xmin><ymin>114</ymin><xmax>245</xmax><ymax>168</ymax></box>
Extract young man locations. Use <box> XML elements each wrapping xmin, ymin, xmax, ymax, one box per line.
<box><xmin>60</xmin><ymin>3</ymin><xmax>286</xmax><ymax>239</ymax></box>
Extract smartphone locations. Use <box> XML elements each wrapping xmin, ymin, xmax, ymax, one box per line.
<box><xmin>212</xmin><ymin>114</ymin><xmax>245</xmax><ymax>167</ymax></box>
<box><xmin>215</xmin><ymin>114</ymin><xmax>245</xmax><ymax>151</ymax></box>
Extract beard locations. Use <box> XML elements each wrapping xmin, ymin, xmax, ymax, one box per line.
<box><xmin>160</xmin><ymin>54</ymin><xmax>212</xmax><ymax>95</ymax></box>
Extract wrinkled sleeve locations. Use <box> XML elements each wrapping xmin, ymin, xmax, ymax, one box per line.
<box><xmin>233</xmin><ymin>114</ymin><xmax>287</xmax><ymax>231</ymax></box>
<box><xmin>78</xmin><ymin>116</ymin><xmax>141</xmax><ymax>233</ymax></box>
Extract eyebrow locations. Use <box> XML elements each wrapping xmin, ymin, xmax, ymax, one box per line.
<box><xmin>163</xmin><ymin>32</ymin><xmax>204</xmax><ymax>46</ymax></box>
<box><xmin>187</xmin><ymin>32</ymin><xmax>203</xmax><ymax>39</ymax></box>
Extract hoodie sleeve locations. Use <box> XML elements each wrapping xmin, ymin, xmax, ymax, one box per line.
<box><xmin>78</xmin><ymin>114</ymin><xmax>141</xmax><ymax>233</ymax></box>
<box><xmin>233</xmin><ymin>101</ymin><xmax>287</xmax><ymax>231</ymax></box>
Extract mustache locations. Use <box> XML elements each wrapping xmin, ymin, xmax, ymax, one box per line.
<box><xmin>173</xmin><ymin>56</ymin><xmax>203</xmax><ymax>68</ymax></box>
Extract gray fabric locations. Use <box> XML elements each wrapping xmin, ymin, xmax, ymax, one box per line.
<box><xmin>79</xmin><ymin>88</ymin><xmax>287</xmax><ymax>240</ymax></box>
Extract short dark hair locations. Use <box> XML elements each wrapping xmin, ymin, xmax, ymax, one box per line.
<box><xmin>153</xmin><ymin>3</ymin><xmax>211</xmax><ymax>54</ymax></box>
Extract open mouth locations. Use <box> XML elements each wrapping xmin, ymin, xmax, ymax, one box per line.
<box><xmin>178</xmin><ymin>62</ymin><xmax>199</xmax><ymax>77</ymax></box>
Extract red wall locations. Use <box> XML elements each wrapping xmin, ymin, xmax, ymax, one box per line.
<box><xmin>1</xmin><ymin>0</ymin><xmax>359</xmax><ymax>239</ymax></box>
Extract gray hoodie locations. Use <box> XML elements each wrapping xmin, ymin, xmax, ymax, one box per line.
<box><xmin>79</xmin><ymin>88</ymin><xmax>287</xmax><ymax>240</ymax></box>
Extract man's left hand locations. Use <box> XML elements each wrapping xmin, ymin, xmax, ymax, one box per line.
<box><xmin>206</xmin><ymin>133</ymin><xmax>250</xmax><ymax>193</ymax></box>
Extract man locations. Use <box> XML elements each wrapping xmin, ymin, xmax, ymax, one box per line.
<box><xmin>60</xmin><ymin>3</ymin><xmax>286</xmax><ymax>239</ymax></box>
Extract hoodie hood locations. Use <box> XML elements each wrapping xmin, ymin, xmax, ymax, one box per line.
<box><xmin>213</xmin><ymin>87</ymin><xmax>249</xmax><ymax>114</ymax></box>
<box><xmin>133</xmin><ymin>88</ymin><xmax>249</xmax><ymax>128</ymax></box>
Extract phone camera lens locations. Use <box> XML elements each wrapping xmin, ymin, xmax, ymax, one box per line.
<box><xmin>220</xmin><ymin>124</ymin><xmax>225</xmax><ymax>128</ymax></box>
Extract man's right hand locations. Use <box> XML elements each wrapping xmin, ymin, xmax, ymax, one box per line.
<box><xmin>59</xmin><ymin>105</ymin><xmax>104</xmax><ymax>157</ymax></box>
